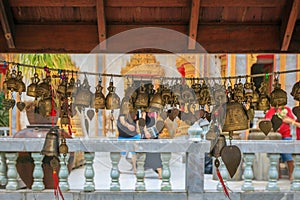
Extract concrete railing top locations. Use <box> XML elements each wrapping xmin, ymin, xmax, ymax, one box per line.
<box><xmin>0</xmin><ymin>137</ymin><xmax>299</xmax><ymax>153</ymax></box>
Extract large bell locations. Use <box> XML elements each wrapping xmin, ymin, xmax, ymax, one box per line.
<box><xmin>149</xmin><ymin>86</ymin><xmax>163</xmax><ymax>111</ymax></box>
<box><xmin>94</xmin><ymin>80</ymin><xmax>106</xmax><ymax>110</ymax></box>
<box><xmin>105</xmin><ymin>79</ymin><xmax>120</xmax><ymax>110</ymax></box>
<box><xmin>36</xmin><ymin>75</ymin><xmax>52</xmax><ymax>98</ymax></box>
<box><xmin>222</xmin><ymin>101</ymin><xmax>249</xmax><ymax>132</ymax></box>
<box><xmin>291</xmin><ymin>81</ymin><xmax>300</xmax><ymax>101</ymax></box>
<box><xmin>41</xmin><ymin>127</ymin><xmax>59</xmax><ymax>157</ymax></box>
<box><xmin>75</xmin><ymin>77</ymin><xmax>93</xmax><ymax>109</ymax></box>
<box><xmin>270</xmin><ymin>78</ymin><xmax>287</xmax><ymax>107</ymax></box>
<box><xmin>27</xmin><ymin>73</ymin><xmax>40</xmax><ymax>98</ymax></box>
<box><xmin>135</xmin><ymin>84</ymin><xmax>149</xmax><ymax>109</ymax></box>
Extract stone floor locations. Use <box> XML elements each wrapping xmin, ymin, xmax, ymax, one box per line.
<box><xmin>68</xmin><ymin>152</ymin><xmax>292</xmax><ymax>192</ymax></box>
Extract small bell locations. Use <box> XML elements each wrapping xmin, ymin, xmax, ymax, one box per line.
<box><xmin>191</xmin><ymin>80</ymin><xmax>201</xmax><ymax>103</ymax></box>
<box><xmin>36</xmin><ymin>75</ymin><xmax>52</xmax><ymax>98</ymax></box>
<box><xmin>181</xmin><ymin>84</ymin><xmax>195</xmax><ymax>104</ymax></box>
<box><xmin>172</xmin><ymin>84</ymin><xmax>183</xmax><ymax>105</ymax></box>
<box><xmin>270</xmin><ymin>77</ymin><xmax>287</xmax><ymax>107</ymax></box>
<box><xmin>212</xmin><ymin>84</ymin><xmax>226</xmax><ymax>105</ymax></box>
<box><xmin>149</xmin><ymin>85</ymin><xmax>163</xmax><ymax>111</ymax></box>
<box><xmin>67</xmin><ymin>77</ymin><xmax>77</xmax><ymax>97</ymax></box>
<box><xmin>199</xmin><ymin>80</ymin><xmax>211</xmax><ymax>106</ymax></box>
<box><xmin>233</xmin><ymin>81</ymin><xmax>245</xmax><ymax>103</ymax></box>
<box><xmin>41</xmin><ymin>127</ymin><xmax>60</xmax><ymax>157</ymax></box>
<box><xmin>60</xmin><ymin>113</ymin><xmax>69</xmax><ymax>127</ymax></box>
<box><xmin>27</xmin><ymin>73</ymin><xmax>40</xmax><ymax>98</ymax></box>
<box><xmin>161</xmin><ymin>85</ymin><xmax>172</xmax><ymax>106</ymax></box>
<box><xmin>57</xmin><ymin>77</ymin><xmax>68</xmax><ymax>95</ymax></box>
<box><xmin>94</xmin><ymin>80</ymin><xmax>106</xmax><ymax>110</ymax></box>
<box><xmin>135</xmin><ymin>83</ymin><xmax>149</xmax><ymax>109</ymax></box>
<box><xmin>16</xmin><ymin>71</ymin><xmax>26</xmax><ymax>94</ymax></box>
<box><xmin>291</xmin><ymin>80</ymin><xmax>300</xmax><ymax>101</ymax></box>
<box><xmin>120</xmin><ymin>97</ymin><xmax>135</xmax><ymax>115</ymax></box>
<box><xmin>6</xmin><ymin>69</ymin><xmax>18</xmax><ymax>92</ymax></box>
<box><xmin>59</xmin><ymin>137</ymin><xmax>69</xmax><ymax>156</ymax></box>
<box><xmin>257</xmin><ymin>81</ymin><xmax>270</xmax><ymax>111</ymax></box>
<box><xmin>244</xmin><ymin>79</ymin><xmax>253</xmax><ymax>103</ymax></box>
<box><xmin>75</xmin><ymin>77</ymin><xmax>93</xmax><ymax>109</ymax></box>
<box><xmin>105</xmin><ymin>78</ymin><xmax>120</xmax><ymax>110</ymax></box>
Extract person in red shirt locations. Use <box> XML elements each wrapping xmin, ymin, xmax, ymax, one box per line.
<box><xmin>265</xmin><ymin>106</ymin><xmax>294</xmax><ymax>180</ymax></box>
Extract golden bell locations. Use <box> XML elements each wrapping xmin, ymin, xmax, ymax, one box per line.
<box><xmin>135</xmin><ymin>84</ymin><xmax>149</xmax><ymax>109</ymax></box>
<box><xmin>212</xmin><ymin>84</ymin><xmax>226</xmax><ymax>105</ymax></box>
<box><xmin>120</xmin><ymin>97</ymin><xmax>135</xmax><ymax>115</ymax></box>
<box><xmin>59</xmin><ymin>137</ymin><xmax>69</xmax><ymax>155</ymax></box>
<box><xmin>270</xmin><ymin>78</ymin><xmax>287</xmax><ymax>107</ymax></box>
<box><xmin>15</xmin><ymin>71</ymin><xmax>26</xmax><ymax>94</ymax></box>
<box><xmin>257</xmin><ymin>81</ymin><xmax>270</xmax><ymax>111</ymax></box>
<box><xmin>75</xmin><ymin>78</ymin><xmax>93</xmax><ymax>108</ymax></box>
<box><xmin>60</xmin><ymin>113</ymin><xmax>69</xmax><ymax>126</ymax></box>
<box><xmin>181</xmin><ymin>84</ymin><xmax>195</xmax><ymax>103</ymax></box>
<box><xmin>57</xmin><ymin>78</ymin><xmax>68</xmax><ymax>95</ymax></box>
<box><xmin>291</xmin><ymin>81</ymin><xmax>300</xmax><ymax>101</ymax></box>
<box><xmin>222</xmin><ymin>101</ymin><xmax>249</xmax><ymax>132</ymax></box>
<box><xmin>94</xmin><ymin>81</ymin><xmax>106</xmax><ymax>110</ymax></box>
<box><xmin>161</xmin><ymin>85</ymin><xmax>172</xmax><ymax>105</ymax></box>
<box><xmin>36</xmin><ymin>76</ymin><xmax>51</xmax><ymax>98</ymax></box>
<box><xmin>27</xmin><ymin>73</ymin><xmax>40</xmax><ymax>97</ymax></box>
<box><xmin>172</xmin><ymin>84</ymin><xmax>183</xmax><ymax>105</ymax></box>
<box><xmin>149</xmin><ymin>86</ymin><xmax>163</xmax><ymax>111</ymax></box>
<box><xmin>233</xmin><ymin>82</ymin><xmax>245</xmax><ymax>103</ymax></box>
<box><xmin>191</xmin><ymin>81</ymin><xmax>201</xmax><ymax>103</ymax></box>
<box><xmin>41</xmin><ymin>127</ymin><xmax>59</xmax><ymax>157</ymax></box>
<box><xmin>67</xmin><ymin>77</ymin><xmax>76</xmax><ymax>97</ymax></box>
<box><xmin>6</xmin><ymin>69</ymin><xmax>18</xmax><ymax>92</ymax></box>
<box><xmin>105</xmin><ymin>80</ymin><xmax>120</xmax><ymax>110</ymax></box>
<box><xmin>38</xmin><ymin>97</ymin><xmax>53</xmax><ymax>117</ymax></box>
<box><xmin>199</xmin><ymin>81</ymin><xmax>211</xmax><ymax>105</ymax></box>
<box><xmin>244</xmin><ymin>81</ymin><xmax>253</xmax><ymax>103</ymax></box>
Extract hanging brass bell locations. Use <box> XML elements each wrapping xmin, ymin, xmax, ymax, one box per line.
<box><xmin>161</xmin><ymin>85</ymin><xmax>172</xmax><ymax>105</ymax></box>
<box><xmin>67</xmin><ymin>77</ymin><xmax>76</xmax><ymax>97</ymax></box>
<box><xmin>135</xmin><ymin>83</ymin><xmax>149</xmax><ymax>109</ymax></box>
<box><xmin>59</xmin><ymin>137</ymin><xmax>69</xmax><ymax>155</ymax></box>
<box><xmin>41</xmin><ymin>127</ymin><xmax>59</xmax><ymax>157</ymax></box>
<box><xmin>36</xmin><ymin>75</ymin><xmax>51</xmax><ymax>98</ymax></box>
<box><xmin>244</xmin><ymin>80</ymin><xmax>253</xmax><ymax>103</ymax></box>
<box><xmin>16</xmin><ymin>71</ymin><xmax>26</xmax><ymax>94</ymax></box>
<box><xmin>233</xmin><ymin>82</ymin><xmax>245</xmax><ymax>103</ymax></box>
<box><xmin>60</xmin><ymin>113</ymin><xmax>69</xmax><ymax>126</ymax></box>
<box><xmin>257</xmin><ymin>81</ymin><xmax>270</xmax><ymax>111</ymax></box>
<box><xmin>191</xmin><ymin>80</ymin><xmax>201</xmax><ymax>103</ymax></box>
<box><xmin>181</xmin><ymin>84</ymin><xmax>195</xmax><ymax>104</ymax></box>
<box><xmin>149</xmin><ymin>86</ymin><xmax>163</xmax><ymax>111</ymax></box>
<box><xmin>222</xmin><ymin>101</ymin><xmax>249</xmax><ymax>132</ymax></box>
<box><xmin>120</xmin><ymin>97</ymin><xmax>135</xmax><ymax>115</ymax></box>
<box><xmin>27</xmin><ymin>73</ymin><xmax>40</xmax><ymax>98</ymax></box>
<box><xmin>94</xmin><ymin>81</ymin><xmax>106</xmax><ymax>110</ymax></box>
<box><xmin>57</xmin><ymin>77</ymin><xmax>68</xmax><ymax>95</ymax></box>
<box><xmin>6</xmin><ymin>69</ymin><xmax>18</xmax><ymax>92</ymax></box>
<box><xmin>199</xmin><ymin>80</ymin><xmax>211</xmax><ymax>106</ymax></box>
<box><xmin>291</xmin><ymin>81</ymin><xmax>300</xmax><ymax>101</ymax></box>
<box><xmin>75</xmin><ymin>77</ymin><xmax>93</xmax><ymax>109</ymax></box>
<box><xmin>105</xmin><ymin>79</ymin><xmax>120</xmax><ymax>110</ymax></box>
<box><xmin>38</xmin><ymin>97</ymin><xmax>53</xmax><ymax>117</ymax></box>
<box><xmin>172</xmin><ymin>84</ymin><xmax>183</xmax><ymax>105</ymax></box>
<box><xmin>212</xmin><ymin>84</ymin><xmax>226</xmax><ymax>105</ymax></box>
<box><xmin>270</xmin><ymin>78</ymin><xmax>287</xmax><ymax>107</ymax></box>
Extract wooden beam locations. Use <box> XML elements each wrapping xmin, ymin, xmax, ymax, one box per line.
<box><xmin>280</xmin><ymin>0</ymin><xmax>300</xmax><ymax>51</ymax></box>
<box><xmin>0</xmin><ymin>0</ymin><xmax>15</xmax><ymax>48</ymax></box>
<box><xmin>1</xmin><ymin>24</ymin><xmax>300</xmax><ymax>53</ymax></box>
<box><xmin>96</xmin><ymin>0</ymin><xmax>106</xmax><ymax>49</ymax></box>
<box><xmin>9</xmin><ymin>0</ymin><xmax>285</xmax><ymax>7</ymax></box>
<box><xmin>188</xmin><ymin>0</ymin><xmax>201</xmax><ymax>49</ymax></box>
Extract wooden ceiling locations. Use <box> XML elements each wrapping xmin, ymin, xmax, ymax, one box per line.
<box><xmin>0</xmin><ymin>0</ymin><xmax>300</xmax><ymax>53</ymax></box>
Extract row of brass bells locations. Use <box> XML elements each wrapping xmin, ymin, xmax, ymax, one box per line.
<box><xmin>94</xmin><ymin>80</ymin><xmax>106</xmax><ymax>111</ymax></box>
<box><xmin>270</xmin><ymin>77</ymin><xmax>287</xmax><ymax>107</ymax></box>
<box><xmin>105</xmin><ymin>79</ymin><xmax>120</xmax><ymax>110</ymax></box>
<box><xmin>27</xmin><ymin>73</ymin><xmax>40</xmax><ymax>98</ymax></box>
<box><xmin>75</xmin><ymin>77</ymin><xmax>93</xmax><ymax>109</ymax></box>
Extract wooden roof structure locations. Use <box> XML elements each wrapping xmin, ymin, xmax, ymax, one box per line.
<box><xmin>0</xmin><ymin>0</ymin><xmax>300</xmax><ymax>53</ymax></box>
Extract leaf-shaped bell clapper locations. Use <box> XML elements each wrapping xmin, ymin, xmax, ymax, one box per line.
<box><xmin>105</xmin><ymin>79</ymin><xmax>120</xmax><ymax>110</ymax></box>
<box><xmin>57</xmin><ymin>77</ymin><xmax>68</xmax><ymax>95</ymax></box>
<box><xmin>16</xmin><ymin>71</ymin><xmax>26</xmax><ymax>94</ymax></box>
<box><xmin>36</xmin><ymin>75</ymin><xmax>52</xmax><ymax>98</ymax></box>
<box><xmin>135</xmin><ymin>83</ymin><xmax>149</xmax><ymax>109</ymax></box>
<box><xmin>6</xmin><ymin>69</ymin><xmax>18</xmax><ymax>92</ymax></box>
<box><xmin>291</xmin><ymin>80</ymin><xmax>300</xmax><ymax>102</ymax></box>
<box><xmin>270</xmin><ymin>77</ymin><xmax>287</xmax><ymax>107</ymax></box>
<box><xmin>27</xmin><ymin>73</ymin><xmax>40</xmax><ymax>98</ymax></box>
<box><xmin>222</xmin><ymin>101</ymin><xmax>249</xmax><ymax>132</ymax></box>
<box><xmin>199</xmin><ymin>80</ymin><xmax>211</xmax><ymax>106</ymax></box>
<box><xmin>94</xmin><ymin>80</ymin><xmax>106</xmax><ymax>110</ymax></box>
<box><xmin>41</xmin><ymin>127</ymin><xmax>59</xmax><ymax>157</ymax></box>
<box><xmin>75</xmin><ymin>77</ymin><xmax>93</xmax><ymax>109</ymax></box>
<box><xmin>149</xmin><ymin>86</ymin><xmax>163</xmax><ymax>111</ymax></box>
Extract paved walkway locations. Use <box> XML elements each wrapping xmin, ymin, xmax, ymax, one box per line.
<box><xmin>68</xmin><ymin>152</ymin><xmax>292</xmax><ymax>192</ymax></box>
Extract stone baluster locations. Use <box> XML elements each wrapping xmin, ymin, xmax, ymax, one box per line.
<box><xmin>5</xmin><ymin>153</ymin><xmax>18</xmax><ymax>190</ymax></box>
<box><xmin>59</xmin><ymin>153</ymin><xmax>70</xmax><ymax>191</ymax></box>
<box><xmin>84</xmin><ymin>152</ymin><xmax>95</xmax><ymax>192</ymax></box>
<box><xmin>266</xmin><ymin>154</ymin><xmax>280</xmax><ymax>191</ymax></box>
<box><xmin>161</xmin><ymin>152</ymin><xmax>172</xmax><ymax>191</ymax></box>
<box><xmin>135</xmin><ymin>152</ymin><xmax>146</xmax><ymax>191</ymax></box>
<box><xmin>110</xmin><ymin>152</ymin><xmax>121</xmax><ymax>191</ymax></box>
<box><xmin>242</xmin><ymin>153</ymin><xmax>255</xmax><ymax>191</ymax></box>
<box><xmin>0</xmin><ymin>152</ymin><xmax>7</xmax><ymax>185</ymax></box>
<box><xmin>291</xmin><ymin>154</ymin><xmax>300</xmax><ymax>191</ymax></box>
<box><xmin>31</xmin><ymin>153</ymin><xmax>45</xmax><ymax>191</ymax></box>
<box><xmin>217</xmin><ymin>158</ymin><xmax>229</xmax><ymax>191</ymax></box>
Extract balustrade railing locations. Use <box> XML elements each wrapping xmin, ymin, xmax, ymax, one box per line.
<box><xmin>0</xmin><ymin>138</ymin><xmax>299</xmax><ymax>199</ymax></box>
